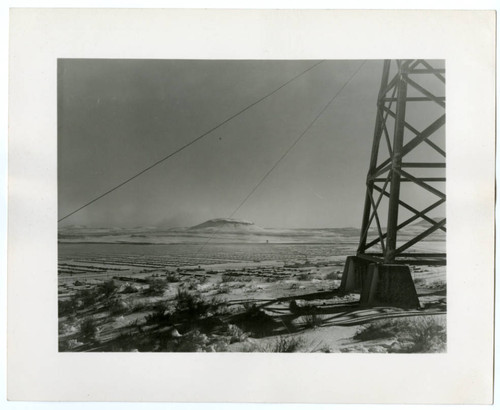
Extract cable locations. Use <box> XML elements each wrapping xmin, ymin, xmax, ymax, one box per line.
<box><xmin>58</xmin><ymin>60</ymin><xmax>325</xmax><ymax>223</ymax></box>
<box><xmin>196</xmin><ymin>60</ymin><xmax>367</xmax><ymax>252</ymax></box>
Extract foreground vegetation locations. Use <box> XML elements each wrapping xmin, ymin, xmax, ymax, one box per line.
<box><xmin>58</xmin><ymin>245</ymin><xmax>447</xmax><ymax>353</ymax></box>
<box><xmin>353</xmin><ymin>316</ymin><xmax>446</xmax><ymax>353</ymax></box>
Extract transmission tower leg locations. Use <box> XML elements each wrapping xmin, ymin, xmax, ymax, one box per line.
<box><xmin>340</xmin><ymin>257</ymin><xmax>420</xmax><ymax>308</ymax></box>
<box><xmin>338</xmin><ymin>59</ymin><xmax>442</xmax><ymax>309</ymax></box>
<box><xmin>358</xmin><ymin>60</ymin><xmax>391</xmax><ymax>255</ymax></box>
<box><xmin>384</xmin><ymin>62</ymin><xmax>408</xmax><ymax>264</ymax></box>
<box><xmin>359</xmin><ymin>264</ymin><xmax>420</xmax><ymax>309</ymax></box>
<box><xmin>339</xmin><ymin>256</ymin><xmax>371</xmax><ymax>293</ymax></box>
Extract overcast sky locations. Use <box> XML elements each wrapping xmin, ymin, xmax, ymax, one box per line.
<box><xmin>58</xmin><ymin>59</ymin><xmax>444</xmax><ymax>229</ymax></box>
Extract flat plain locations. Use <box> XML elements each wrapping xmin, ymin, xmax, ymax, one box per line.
<box><xmin>58</xmin><ymin>220</ymin><xmax>446</xmax><ymax>353</ymax></box>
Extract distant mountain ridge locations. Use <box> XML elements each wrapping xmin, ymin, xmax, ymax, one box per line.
<box><xmin>58</xmin><ymin>220</ymin><xmax>365</xmax><ymax>234</ymax></box>
<box><xmin>188</xmin><ymin>218</ymin><xmax>263</xmax><ymax>232</ymax></box>
<box><xmin>412</xmin><ymin>217</ymin><xmax>445</xmax><ymax>227</ymax></box>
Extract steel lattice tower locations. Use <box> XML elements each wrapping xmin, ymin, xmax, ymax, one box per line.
<box><xmin>340</xmin><ymin>59</ymin><xmax>446</xmax><ymax>308</ymax></box>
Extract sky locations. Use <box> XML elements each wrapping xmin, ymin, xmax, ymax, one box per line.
<box><xmin>58</xmin><ymin>59</ymin><xmax>445</xmax><ymax>229</ymax></box>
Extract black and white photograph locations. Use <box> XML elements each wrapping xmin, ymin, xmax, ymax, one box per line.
<box><xmin>7</xmin><ymin>7</ymin><xmax>495</xmax><ymax>404</ymax></box>
<box><xmin>57</xmin><ymin>59</ymin><xmax>446</xmax><ymax>353</ymax></box>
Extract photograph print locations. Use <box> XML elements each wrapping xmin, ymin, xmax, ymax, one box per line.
<box><xmin>57</xmin><ymin>59</ymin><xmax>446</xmax><ymax>353</ymax></box>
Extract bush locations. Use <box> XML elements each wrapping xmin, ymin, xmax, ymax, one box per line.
<box><xmin>406</xmin><ymin>316</ymin><xmax>446</xmax><ymax>352</ymax></box>
<box><xmin>217</xmin><ymin>285</ymin><xmax>230</xmax><ymax>294</ymax></box>
<box><xmin>301</xmin><ymin>313</ymin><xmax>323</xmax><ymax>329</ymax></box>
<box><xmin>265</xmin><ymin>336</ymin><xmax>304</xmax><ymax>353</ymax></box>
<box><xmin>325</xmin><ymin>270</ymin><xmax>342</xmax><ymax>280</ymax></box>
<box><xmin>235</xmin><ymin>304</ymin><xmax>277</xmax><ymax>337</ymax></box>
<box><xmin>143</xmin><ymin>278</ymin><xmax>168</xmax><ymax>296</ymax></box>
<box><xmin>164</xmin><ymin>272</ymin><xmax>181</xmax><ymax>283</ymax></box>
<box><xmin>354</xmin><ymin>316</ymin><xmax>446</xmax><ymax>353</ymax></box>
<box><xmin>120</xmin><ymin>284</ymin><xmax>139</xmax><ymax>294</ymax></box>
<box><xmin>107</xmin><ymin>332</ymin><xmax>139</xmax><ymax>352</ymax></box>
<box><xmin>130</xmin><ymin>301</ymin><xmax>147</xmax><ymax>312</ymax></box>
<box><xmin>144</xmin><ymin>304</ymin><xmax>174</xmax><ymax>326</ymax></box>
<box><xmin>221</xmin><ymin>274</ymin><xmax>239</xmax><ymax>283</ymax></box>
<box><xmin>413</xmin><ymin>276</ymin><xmax>425</xmax><ymax>286</ymax></box>
<box><xmin>208</xmin><ymin>296</ymin><xmax>230</xmax><ymax>315</ymax></box>
<box><xmin>225</xmin><ymin>324</ymin><xmax>248</xmax><ymax>344</ymax></box>
<box><xmin>176</xmin><ymin>289</ymin><xmax>205</xmax><ymax>314</ymax></box>
<box><xmin>78</xmin><ymin>288</ymin><xmax>98</xmax><ymax>308</ymax></box>
<box><xmin>428</xmin><ymin>280</ymin><xmax>446</xmax><ymax>290</ymax></box>
<box><xmin>105</xmin><ymin>297</ymin><xmax>129</xmax><ymax>315</ymax></box>
<box><xmin>98</xmin><ymin>280</ymin><xmax>118</xmax><ymax>297</ymax></box>
<box><xmin>170</xmin><ymin>330</ymin><xmax>227</xmax><ymax>352</ymax></box>
<box><xmin>354</xmin><ymin>319</ymin><xmax>398</xmax><ymax>341</ymax></box>
<box><xmin>59</xmin><ymin>338</ymin><xmax>84</xmax><ymax>352</ymax></box>
<box><xmin>80</xmin><ymin>317</ymin><xmax>98</xmax><ymax>342</ymax></box>
<box><xmin>59</xmin><ymin>298</ymin><xmax>78</xmax><ymax>316</ymax></box>
<box><xmin>174</xmin><ymin>330</ymin><xmax>210</xmax><ymax>352</ymax></box>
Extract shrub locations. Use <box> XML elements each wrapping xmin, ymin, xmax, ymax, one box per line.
<box><xmin>130</xmin><ymin>301</ymin><xmax>147</xmax><ymax>313</ymax></box>
<box><xmin>144</xmin><ymin>303</ymin><xmax>174</xmax><ymax>326</ymax></box>
<box><xmin>428</xmin><ymin>280</ymin><xmax>446</xmax><ymax>290</ymax></box>
<box><xmin>175</xmin><ymin>289</ymin><xmax>228</xmax><ymax>317</ymax></box>
<box><xmin>143</xmin><ymin>278</ymin><xmax>168</xmax><ymax>296</ymax></box>
<box><xmin>98</xmin><ymin>279</ymin><xmax>118</xmax><ymax>297</ymax></box>
<box><xmin>106</xmin><ymin>331</ymin><xmax>156</xmax><ymax>352</ymax></box>
<box><xmin>120</xmin><ymin>284</ymin><xmax>139</xmax><ymax>294</ymax></box>
<box><xmin>175</xmin><ymin>289</ymin><xmax>207</xmax><ymax>315</ymax></box>
<box><xmin>235</xmin><ymin>304</ymin><xmax>277</xmax><ymax>337</ymax></box>
<box><xmin>301</xmin><ymin>313</ymin><xmax>323</xmax><ymax>329</ymax></box>
<box><xmin>164</xmin><ymin>272</ymin><xmax>181</xmax><ymax>283</ymax></box>
<box><xmin>265</xmin><ymin>336</ymin><xmax>304</xmax><ymax>353</ymax></box>
<box><xmin>221</xmin><ymin>274</ymin><xmax>237</xmax><ymax>283</ymax></box>
<box><xmin>78</xmin><ymin>288</ymin><xmax>98</xmax><ymax>308</ymax></box>
<box><xmin>74</xmin><ymin>282</ymin><xmax>118</xmax><ymax>310</ymax></box>
<box><xmin>313</xmin><ymin>345</ymin><xmax>333</xmax><ymax>353</ymax></box>
<box><xmin>354</xmin><ymin>319</ymin><xmax>398</xmax><ymax>341</ymax></box>
<box><xmin>109</xmin><ymin>332</ymin><xmax>139</xmax><ymax>352</ymax></box>
<box><xmin>225</xmin><ymin>324</ymin><xmax>248</xmax><ymax>343</ymax></box>
<box><xmin>105</xmin><ymin>297</ymin><xmax>129</xmax><ymax>315</ymax></box>
<box><xmin>174</xmin><ymin>330</ymin><xmax>210</xmax><ymax>352</ymax></box>
<box><xmin>59</xmin><ymin>338</ymin><xmax>84</xmax><ymax>352</ymax></box>
<box><xmin>354</xmin><ymin>316</ymin><xmax>446</xmax><ymax>353</ymax></box>
<box><xmin>406</xmin><ymin>316</ymin><xmax>446</xmax><ymax>353</ymax></box>
<box><xmin>412</xmin><ymin>276</ymin><xmax>426</xmax><ymax>286</ymax></box>
<box><xmin>59</xmin><ymin>298</ymin><xmax>78</xmax><ymax>316</ymax></box>
<box><xmin>80</xmin><ymin>317</ymin><xmax>98</xmax><ymax>342</ymax></box>
<box><xmin>208</xmin><ymin>296</ymin><xmax>230</xmax><ymax>316</ymax></box>
<box><xmin>166</xmin><ymin>330</ymin><xmax>229</xmax><ymax>353</ymax></box>
<box><xmin>296</xmin><ymin>273</ymin><xmax>310</xmax><ymax>281</ymax></box>
<box><xmin>217</xmin><ymin>285</ymin><xmax>230</xmax><ymax>294</ymax></box>
<box><xmin>325</xmin><ymin>270</ymin><xmax>342</xmax><ymax>280</ymax></box>
<box><xmin>59</xmin><ymin>320</ymin><xmax>78</xmax><ymax>336</ymax></box>
<box><xmin>198</xmin><ymin>275</ymin><xmax>208</xmax><ymax>284</ymax></box>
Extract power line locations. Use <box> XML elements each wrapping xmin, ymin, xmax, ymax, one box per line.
<box><xmin>58</xmin><ymin>60</ymin><xmax>325</xmax><ymax>223</ymax></box>
<box><xmin>197</xmin><ymin>60</ymin><xmax>367</xmax><ymax>252</ymax></box>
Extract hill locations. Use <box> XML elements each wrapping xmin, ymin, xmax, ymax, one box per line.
<box><xmin>412</xmin><ymin>217</ymin><xmax>445</xmax><ymax>227</ymax></box>
<box><xmin>188</xmin><ymin>218</ymin><xmax>264</xmax><ymax>232</ymax></box>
